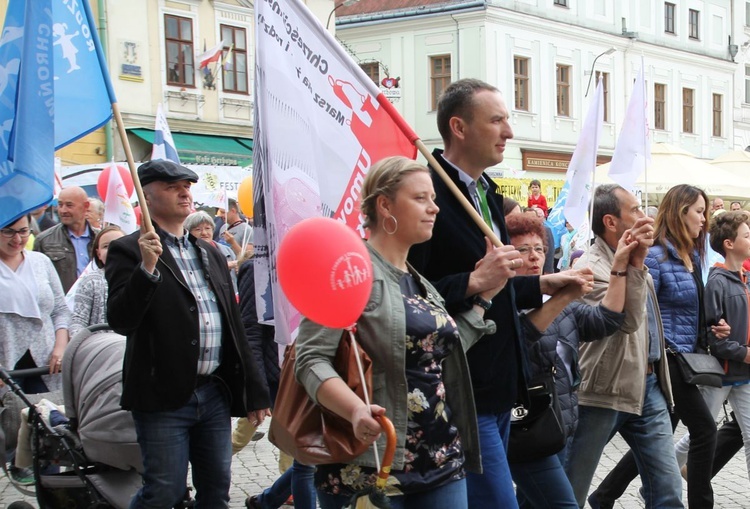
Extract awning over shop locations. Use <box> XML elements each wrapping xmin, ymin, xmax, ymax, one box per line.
<box><xmin>129</xmin><ymin>129</ymin><xmax>253</xmax><ymax>167</ymax></box>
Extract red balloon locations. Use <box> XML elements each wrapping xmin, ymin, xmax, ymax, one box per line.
<box><xmin>277</xmin><ymin>217</ymin><xmax>372</xmax><ymax>329</ymax></box>
<box><xmin>97</xmin><ymin>165</ymin><xmax>134</xmax><ymax>201</ymax></box>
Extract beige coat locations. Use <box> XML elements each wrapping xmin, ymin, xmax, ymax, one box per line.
<box><xmin>574</xmin><ymin>236</ymin><xmax>674</xmax><ymax>414</ymax></box>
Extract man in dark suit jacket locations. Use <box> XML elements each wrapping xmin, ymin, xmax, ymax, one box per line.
<box><xmin>106</xmin><ymin>160</ymin><xmax>270</xmax><ymax>509</ymax></box>
<box><xmin>408</xmin><ymin>78</ymin><xmax>582</xmax><ymax>508</ymax></box>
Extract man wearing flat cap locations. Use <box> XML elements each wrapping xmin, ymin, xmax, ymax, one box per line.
<box><xmin>105</xmin><ymin>160</ymin><xmax>271</xmax><ymax>508</ymax></box>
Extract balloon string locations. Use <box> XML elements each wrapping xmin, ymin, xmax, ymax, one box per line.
<box><xmin>348</xmin><ymin>328</ymin><xmax>380</xmax><ymax>472</ymax></box>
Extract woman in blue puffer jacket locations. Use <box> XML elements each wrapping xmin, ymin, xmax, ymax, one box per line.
<box><xmin>646</xmin><ymin>184</ymin><xmax>717</xmax><ymax>509</ymax></box>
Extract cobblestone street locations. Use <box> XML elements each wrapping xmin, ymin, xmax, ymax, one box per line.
<box><xmin>1</xmin><ymin>421</ymin><xmax>748</xmax><ymax>508</ymax></box>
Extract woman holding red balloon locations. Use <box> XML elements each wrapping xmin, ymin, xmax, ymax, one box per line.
<box><xmin>293</xmin><ymin>156</ymin><xmax>503</xmax><ymax>509</ymax></box>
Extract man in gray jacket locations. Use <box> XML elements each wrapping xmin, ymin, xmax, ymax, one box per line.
<box><xmin>34</xmin><ymin>186</ymin><xmax>98</xmax><ymax>293</ymax></box>
<box><xmin>564</xmin><ymin>184</ymin><xmax>683</xmax><ymax>508</ymax></box>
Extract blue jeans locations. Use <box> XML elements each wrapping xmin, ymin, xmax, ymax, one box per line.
<box><xmin>466</xmin><ymin>412</ymin><xmax>518</xmax><ymax>508</ymax></box>
<box><xmin>130</xmin><ymin>380</ymin><xmax>232</xmax><ymax>509</ymax></box>
<box><xmin>511</xmin><ymin>453</ymin><xmax>578</xmax><ymax>509</ymax></box>
<box><xmin>317</xmin><ymin>478</ymin><xmax>467</xmax><ymax>509</ymax></box>
<box><xmin>593</xmin><ymin>355</ymin><xmax>714</xmax><ymax>508</ymax></box>
<box><xmin>257</xmin><ymin>461</ymin><xmax>316</xmax><ymax>509</ymax></box>
<box><xmin>564</xmin><ymin>374</ymin><xmax>683</xmax><ymax>509</ymax></box>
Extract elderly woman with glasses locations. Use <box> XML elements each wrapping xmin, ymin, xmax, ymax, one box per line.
<box><xmin>184</xmin><ymin>210</ymin><xmax>239</xmax><ymax>290</ymax></box>
<box><xmin>0</xmin><ymin>214</ymin><xmax>70</xmax><ymax>393</ymax></box>
<box><xmin>504</xmin><ymin>212</ymin><xmax>634</xmax><ymax>509</ymax></box>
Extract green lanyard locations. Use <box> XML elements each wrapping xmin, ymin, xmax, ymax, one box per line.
<box><xmin>476</xmin><ymin>182</ymin><xmax>493</xmax><ymax>228</ymax></box>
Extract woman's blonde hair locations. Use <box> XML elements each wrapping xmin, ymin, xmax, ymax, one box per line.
<box><xmin>654</xmin><ymin>184</ymin><xmax>708</xmax><ymax>267</ymax></box>
<box><xmin>360</xmin><ymin>156</ymin><xmax>429</xmax><ymax>230</ymax></box>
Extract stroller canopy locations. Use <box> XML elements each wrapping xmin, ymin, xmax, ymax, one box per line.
<box><xmin>62</xmin><ymin>326</ymin><xmax>142</xmax><ymax>473</ymax></box>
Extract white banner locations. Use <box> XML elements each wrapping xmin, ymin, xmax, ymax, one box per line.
<box><xmin>253</xmin><ymin>0</ymin><xmax>416</xmax><ymax>344</ymax></box>
<box><xmin>608</xmin><ymin>57</ymin><xmax>651</xmax><ymax>192</ymax></box>
<box><xmin>564</xmin><ymin>79</ymin><xmax>604</xmax><ymax>229</ymax></box>
<box><xmin>60</xmin><ymin>163</ymin><xmax>251</xmax><ymax>206</ymax></box>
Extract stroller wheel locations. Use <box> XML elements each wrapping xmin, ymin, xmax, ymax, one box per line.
<box><xmin>8</xmin><ymin>503</ymin><xmax>35</xmax><ymax>509</ymax></box>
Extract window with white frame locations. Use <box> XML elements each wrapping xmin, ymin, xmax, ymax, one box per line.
<box><xmin>556</xmin><ymin>64</ymin><xmax>571</xmax><ymax>117</ymax></box>
<box><xmin>665</xmin><ymin>2</ymin><xmax>676</xmax><ymax>34</ymax></box>
<box><xmin>595</xmin><ymin>71</ymin><xmax>610</xmax><ymax>122</ymax></box>
<box><xmin>654</xmin><ymin>83</ymin><xmax>666</xmax><ymax>130</ymax></box>
<box><xmin>514</xmin><ymin>56</ymin><xmax>530</xmax><ymax>111</ymax></box>
<box><xmin>220</xmin><ymin>25</ymin><xmax>248</xmax><ymax>94</ymax></box>
<box><xmin>360</xmin><ymin>62</ymin><xmax>379</xmax><ymax>85</ymax></box>
<box><xmin>165</xmin><ymin>14</ymin><xmax>194</xmax><ymax>87</ymax></box>
<box><xmin>712</xmin><ymin>93</ymin><xmax>722</xmax><ymax>137</ymax></box>
<box><xmin>689</xmin><ymin>9</ymin><xmax>700</xmax><ymax>39</ymax></box>
<box><xmin>430</xmin><ymin>55</ymin><xmax>451</xmax><ymax>111</ymax></box>
<box><xmin>682</xmin><ymin>87</ymin><xmax>694</xmax><ymax>133</ymax></box>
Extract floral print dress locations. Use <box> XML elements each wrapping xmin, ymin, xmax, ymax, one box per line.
<box><xmin>316</xmin><ymin>273</ymin><xmax>465</xmax><ymax>498</ymax></box>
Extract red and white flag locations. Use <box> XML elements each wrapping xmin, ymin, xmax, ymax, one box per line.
<box><xmin>253</xmin><ymin>0</ymin><xmax>417</xmax><ymax>343</ymax></box>
<box><xmin>103</xmin><ymin>161</ymin><xmax>137</xmax><ymax>234</ymax></box>
<box><xmin>197</xmin><ymin>40</ymin><xmax>225</xmax><ymax>69</ymax></box>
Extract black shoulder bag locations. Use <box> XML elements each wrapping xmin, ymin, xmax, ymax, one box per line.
<box><xmin>671</xmin><ymin>270</ymin><xmax>724</xmax><ymax>388</ymax></box>
<box><xmin>508</xmin><ymin>360</ymin><xmax>565</xmax><ymax>463</ymax></box>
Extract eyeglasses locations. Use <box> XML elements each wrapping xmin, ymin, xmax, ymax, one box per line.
<box><xmin>516</xmin><ymin>245</ymin><xmax>547</xmax><ymax>257</ymax></box>
<box><xmin>0</xmin><ymin>227</ymin><xmax>31</xmax><ymax>239</ymax></box>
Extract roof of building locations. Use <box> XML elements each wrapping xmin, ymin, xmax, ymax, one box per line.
<box><xmin>336</xmin><ymin>0</ymin><xmax>485</xmax><ymax>19</ymax></box>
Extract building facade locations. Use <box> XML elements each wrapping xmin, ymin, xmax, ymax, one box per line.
<box><xmin>0</xmin><ymin>0</ymin><xmax>335</xmax><ymax>169</ymax></box>
<box><xmin>732</xmin><ymin>1</ymin><xmax>750</xmax><ymax>149</ymax></box>
<box><xmin>335</xmin><ymin>0</ymin><xmax>740</xmax><ymax>204</ymax></box>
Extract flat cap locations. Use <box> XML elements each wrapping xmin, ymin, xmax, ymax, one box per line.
<box><xmin>138</xmin><ymin>160</ymin><xmax>199</xmax><ymax>186</ymax></box>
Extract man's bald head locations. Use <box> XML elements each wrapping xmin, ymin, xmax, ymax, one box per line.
<box><xmin>58</xmin><ymin>186</ymin><xmax>90</xmax><ymax>232</ymax></box>
<box><xmin>59</xmin><ymin>186</ymin><xmax>87</xmax><ymax>203</ymax></box>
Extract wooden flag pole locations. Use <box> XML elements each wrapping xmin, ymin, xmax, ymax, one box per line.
<box><xmin>111</xmin><ymin>102</ymin><xmax>154</xmax><ymax>233</ymax></box>
<box><xmin>414</xmin><ymin>139</ymin><xmax>503</xmax><ymax>247</ymax></box>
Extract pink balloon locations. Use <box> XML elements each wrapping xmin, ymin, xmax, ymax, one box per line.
<box><xmin>97</xmin><ymin>165</ymin><xmax>134</xmax><ymax>201</ymax></box>
<box><xmin>277</xmin><ymin>217</ymin><xmax>372</xmax><ymax>329</ymax></box>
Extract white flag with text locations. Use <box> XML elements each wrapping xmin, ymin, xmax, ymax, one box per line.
<box><xmin>564</xmin><ymin>79</ymin><xmax>604</xmax><ymax>229</ymax></box>
<box><xmin>253</xmin><ymin>0</ymin><xmax>417</xmax><ymax>343</ymax></box>
<box><xmin>608</xmin><ymin>58</ymin><xmax>650</xmax><ymax>191</ymax></box>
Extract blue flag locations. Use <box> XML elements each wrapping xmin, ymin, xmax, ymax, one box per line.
<box><xmin>0</xmin><ymin>0</ymin><xmax>116</xmax><ymax>228</ymax></box>
<box><xmin>0</xmin><ymin>1</ymin><xmax>54</xmax><ymax>228</ymax></box>
<box><xmin>52</xmin><ymin>0</ymin><xmax>115</xmax><ymax>149</ymax></box>
<box><xmin>546</xmin><ymin>181</ymin><xmax>570</xmax><ymax>250</ymax></box>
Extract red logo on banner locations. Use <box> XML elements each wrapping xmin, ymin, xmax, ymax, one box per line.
<box><xmin>329</xmin><ymin>75</ymin><xmax>416</xmax><ymax>236</ymax></box>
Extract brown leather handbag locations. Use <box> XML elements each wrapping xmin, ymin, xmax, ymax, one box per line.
<box><xmin>269</xmin><ymin>330</ymin><xmax>373</xmax><ymax>465</ymax></box>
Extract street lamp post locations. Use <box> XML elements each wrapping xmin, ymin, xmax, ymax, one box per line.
<box><xmin>326</xmin><ymin>0</ymin><xmax>361</xmax><ymax>30</ymax></box>
<box><xmin>585</xmin><ymin>47</ymin><xmax>616</xmax><ymax>97</ymax></box>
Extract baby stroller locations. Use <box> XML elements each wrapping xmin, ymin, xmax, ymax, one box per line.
<box><xmin>1</xmin><ymin>324</ymin><xmax>191</xmax><ymax>508</ymax></box>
